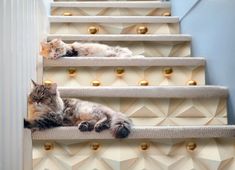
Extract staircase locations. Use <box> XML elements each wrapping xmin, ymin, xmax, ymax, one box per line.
<box><xmin>24</xmin><ymin>0</ymin><xmax>235</xmax><ymax>170</ymax></box>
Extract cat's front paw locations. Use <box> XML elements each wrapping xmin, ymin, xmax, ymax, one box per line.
<box><xmin>78</xmin><ymin>121</ymin><xmax>94</xmax><ymax>132</ymax></box>
<box><xmin>94</xmin><ymin>122</ymin><xmax>110</xmax><ymax>132</ymax></box>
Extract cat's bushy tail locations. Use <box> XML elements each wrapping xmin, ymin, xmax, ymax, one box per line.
<box><xmin>110</xmin><ymin>112</ymin><xmax>132</xmax><ymax>138</ymax></box>
<box><xmin>24</xmin><ymin>112</ymin><xmax>63</xmax><ymax>131</ymax></box>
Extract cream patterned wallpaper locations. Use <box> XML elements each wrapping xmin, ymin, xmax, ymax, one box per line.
<box><xmin>78</xmin><ymin>97</ymin><xmax>227</xmax><ymax>126</ymax></box>
<box><xmin>51</xmin><ymin>7</ymin><xmax>171</xmax><ymax>16</ymax></box>
<box><xmin>33</xmin><ymin>138</ymin><xmax>235</xmax><ymax>170</ymax></box>
<box><xmin>50</xmin><ymin>23</ymin><xmax>179</xmax><ymax>35</ymax></box>
<box><xmin>43</xmin><ymin>66</ymin><xmax>204</xmax><ymax>87</ymax></box>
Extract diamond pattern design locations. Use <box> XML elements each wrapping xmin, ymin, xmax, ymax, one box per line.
<box><xmin>50</xmin><ymin>23</ymin><xmax>179</xmax><ymax>34</ymax></box>
<box><xmin>78</xmin><ymin>97</ymin><xmax>227</xmax><ymax>126</ymax></box>
<box><xmin>33</xmin><ymin>138</ymin><xmax>235</xmax><ymax>170</ymax></box>
<box><xmin>51</xmin><ymin>7</ymin><xmax>171</xmax><ymax>16</ymax></box>
<box><xmin>44</xmin><ymin>66</ymin><xmax>203</xmax><ymax>87</ymax></box>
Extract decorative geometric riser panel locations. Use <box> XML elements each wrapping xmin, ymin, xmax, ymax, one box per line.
<box><xmin>33</xmin><ymin>138</ymin><xmax>235</xmax><ymax>170</ymax></box>
<box><xmin>51</xmin><ymin>7</ymin><xmax>171</xmax><ymax>16</ymax></box>
<box><xmin>47</xmin><ymin>97</ymin><xmax>226</xmax><ymax>126</ymax></box>
<box><xmin>43</xmin><ymin>66</ymin><xmax>204</xmax><ymax>87</ymax></box>
<box><xmin>50</xmin><ymin>23</ymin><xmax>179</xmax><ymax>34</ymax></box>
<box><xmin>63</xmin><ymin>41</ymin><xmax>191</xmax><ymax>57</ymax></box>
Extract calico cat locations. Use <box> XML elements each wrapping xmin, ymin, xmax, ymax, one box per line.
<box><xmin>24</xmin><ymin>80</ymin><xmax>132</xmax><ymax>138</ymax></box>
<box><xmin>40</xmin><ymin>39</ymin><xmax>133</xmax><ymax>59</ymax></box>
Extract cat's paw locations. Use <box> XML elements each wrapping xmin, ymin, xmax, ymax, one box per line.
<box><xmin>78</xmin><ymin>121</ymin><xmax>94</xmax><ymax>132</ymax></box>
<box><xmin>94</xmin><ymin>122</ymin><xmax>110</xmax><ymax>132</ymax></box>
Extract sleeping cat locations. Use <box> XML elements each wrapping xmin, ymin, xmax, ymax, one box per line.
<box><xmin>40</xmin><ymin>39</ymin><xmax>133</xmax><ymax>59</ymax></box>
<box><xmin>24</xmin><ymin>80</ymin><xmax>132</xmax><ymax>138</ymax></box>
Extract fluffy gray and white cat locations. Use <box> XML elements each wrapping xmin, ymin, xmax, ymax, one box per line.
<box><xmin>24</xmin><ymin>81</ymin><xmax>132</xmax><ymax>138</ymax></box>
<box><xmin>40</xmin><ymin>39</ymin><xmax>133</xmax><ymax>59</ymax></box>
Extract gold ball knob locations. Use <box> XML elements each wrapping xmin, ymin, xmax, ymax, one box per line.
<box><xmin>162</xmin><ymin>12</ymin><xmax>171</xmax><ymax>16</ymax></box>
<box><xmin>137</xmin><ymin>26</ymin><xmax>148</xmax><ymax>34</ymax></box>
<box><xmin>187</xmin><ymin>80</ymin><xmax>197</xmax><ymax>86</ymax></box>
<box><xmin>88</xmin><ymin>26</ymin><xmax>99</xmax><ymax>34</ymax></box>
<box><xmin>92</xmin><ymin>80</ymin><xmax>101</xmax><ymax>86</ymax></box>
<box><xmin>44</xmin><ymin>80</ymin><xmax>53</xmax><ymax>86</ymax></box>
<box><xmin>68</xmin><ymin>68</ymin><xmax>77</xmax><ymax>77</ymax></box>
<box><xmin>63</xmin><ymin>12</ymin><xmax>73</xmax><ymax>16</ymax></box>
<box><xmin>116</xmin><ymin>67</ymin><xmax>125</xmax><ymax>77</ymax></box>
<box><xmin>163</xmin><ymin>67</ymin><xmax>173</xmax><ymax>77</ymax></box>
<box><xmin>139</xmin><ymin>80</ymin><xmax>149</xmax><ymax>86</ymax></box>
<box><xmin>186</xmin><ymin>142</ymin><xmax>197</xmax><ymax>151</ymax></box>
<box><xmin>140</xmin><ymin>143</ymin><xmax>149</xmax><ymax>151</ymax></box>
<box><xmin>90</xmin><ymin>142</ymin><xmax>100</xmax><ymax>150</ymax></box>
<box><xmin>44</xmin><ymin>142</ymin><xmax>54</xmax><ymax>151</ymax></box>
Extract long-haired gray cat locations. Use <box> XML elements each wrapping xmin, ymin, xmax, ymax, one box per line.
<box><xmin>24</xmin><ymin>80</ymin><xmax>132</xmax><ymax>138</ymax></box>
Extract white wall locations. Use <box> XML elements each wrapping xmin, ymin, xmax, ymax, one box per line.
<box><xmin>0</xmin><ymin>0</ymin><xmax>49</xmax><ymax>169</ymax></box>
<box><xmin>171</xmin><ymin>0</ymin><xmax>235</xmax><ymax>124</ymax></box>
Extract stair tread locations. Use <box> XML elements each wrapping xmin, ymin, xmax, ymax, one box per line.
<box><xmin>51</xmin><ymin>1</ymin><xmax>171</xmax><ymax>8</ymax></box>
<box><xmin>47</xmin><ymin>34</ymin><xmax>192</xmax><ymax>41</ymax></box>
<box><xmin>49</xmin><ymin>16</ymin><xmax>178</xmax><ymax>23</ymax></box>
<box><xmin>30</xmin><ymin>125</ymin><xmax>235</xmax><ymax>140</ymax></box>
<box><xmin>58</xmin><ymin>86</ymin><xmax>228</xmax><ymax>98</ymax></box>
<box><xmin>44</xmin><ymin>57</ymin><xmax>205</xmax><ymax>67</ymax></box>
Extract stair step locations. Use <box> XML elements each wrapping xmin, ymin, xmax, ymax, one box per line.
<box><xmin>49</xmin><ymin>16</ymin><xmax>178</xmax><ymax>23</ymax></box>
<box><xmin>44</xmin><ymin>57</ymin><xmax>205</xmax><ymax>67</ymax></box>
<box><xmin>47</xmin><ymin>34</ymin><xmax>191</xmax><ymax>41</ymax></box>
<box><xmin>51</xmin><ymin>1</ymin><xmax>171</xmax><ymax>16</ymax></box>
<box><xmin>51</xmin><ymin>1</ymin><xmax>171</xmax><ymax>8</ymax></box>
<box><xmin>53</xmin><ymin>86</ymin><xmax>228</xmax><ymax>126</ymax></box>
<box><xmin>30</xmin><ymin>125</ymin><xmax>235</xmax><ymax>140</ymax></box>
<box><xmin>58</xmin><ymin>86</ymin><xmax>227</xmax><ymax>98</ymax></box>
<box><xmin>51</xmin><ymin>1</ymin><xmax>171</xmax><ymax>17</ymax></box>
<box><xmin>49</xmin><ymin>16</ymin><xmax>179</xmax><ymax>34</ymax></box>
<box><xmin>43</xmin><ymin>57</ymin><xmax>205</xmax><ymax>86</ymax></box>
<box><xmin>47</xmin><ymin>35</ymin><xmax>191</xmax><ymax>57</ymax></box>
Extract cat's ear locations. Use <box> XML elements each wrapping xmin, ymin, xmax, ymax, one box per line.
<box><xmin>53</xmin><ymin>38</ymin><xmax>61</xmax><ymax>45</ymax></box>
<box><xmin>40</xmin><ymin>41</ymin><xmax>48</xmax><ymax>48</ymax></box>
<box><xmin>31</xmin><ymin>79</ymin><xmax>38</xmax><ymax>87</ymax></box>
<box><xmin>49</xmin><ymin>83</ymin><xmax>57</xmax><ymax>95</ymax></box>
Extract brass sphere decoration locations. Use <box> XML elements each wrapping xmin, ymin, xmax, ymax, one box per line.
<box><xmin>187</xmin><ymin>80</ymin><xmax>197</xmax><ymax>86</ymax></box>
<box><xmin>186</xmin><ymin>142</ymin><xmax>197</xmax><ymax>151</ymax></box>
<box><xmin>68</xmin><ymin>68</ymin><xmax>77</xmax><ymax>77</ymax></box>
<box><xmin>88</xmin><ymin>26</ymin><xmax>99</xmax><ymax>34</ymax></box>
<box><xmin>44</xmin><ymin>142</ymin><xmax>54</xmax><ymax>151</ymax></box>
<box><xmin>44</xmin><ymin>80</ymin><xmax>53</xmax><ymax>86</ymax></box>
<box><xmin>137</xmin><ymin>26</ymin><xmax>148</xmax><ymax>34</ymax></box>
<box><xmin>139</xmin><ymin>80</ymin><xmax>149</xmax><ymax>86</ymax></box>
<box><xmin>90</xmin><ymin>142</ymin><xmax>100</xmax><ymax>150</ymax></box>
<box><xmin>63</xmin><ymin>12</ymin><xmax>73</xmax><ymax>16</ymax></box>
<box><xmin>92</xmin><ymin>80</ymin><xmax>101</xmax><ymax>86</ymax></box>
<box><xmin>163</xmin><ymin>67</ymin><xmax>173</xmax><ymax>77</ymax></box>
<box><xmin>116</xmin><ymin>67</ymin><xmax>125</xmax><ymax>77</ymax></box>
<box><xmin>162</xmin><ymin>12</ymin><xmax>171</xmax><ymax>16</ymax></box>
<box><xmin>140</xmin><ymin>143</ymin><xmax>150</xmax><ymax>151</ymax></box>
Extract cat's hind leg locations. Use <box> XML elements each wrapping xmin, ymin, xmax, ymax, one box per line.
<box><xmin>94</xmin><ymin>117</ymin><xmax>111</xmax><ymax>132</ymax></box>
<box><xmin>78</xmin><ymin>120</ymin><xmax>96</xmax><ymax>132</ymax></box>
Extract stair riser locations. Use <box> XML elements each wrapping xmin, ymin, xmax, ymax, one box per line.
<box><xmin>50</xmin><ymin>41</ymin><xmax>191</xmax><ymax>57</ymax></box>
<box><xmin>50</xmin><ymin>23</ymin><xmax>179</xmax><ymax>34</ymax></box>
<box><xmin>55</xmin><ymin>97</ymin><xmax>226</xmax><ymax>126</ymax></box>
<box><xmin>43</xmin><ymin>66</ymin><xmax>205</xmax><ymax>86</ymax></box>
<box><xmin>51</xmin><ymin>7</ymin><xmax>171</xmax><ymax>16</ymax></box>
<box><xmin>33</xmin><ymin>138</ymin><xmax>235</xmax><ymax>170</ymax></box>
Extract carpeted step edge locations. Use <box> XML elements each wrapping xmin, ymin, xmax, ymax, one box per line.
<box><xmin>43</xmin><ymin>57</ymin><xmax>205</xmax><ymax>67</ymax></box>
<box><xmin>58</xmin><ymin>86</ymin><xmax>228</xmax><ymax>98</ymax></box>
<box><xmin>30</xmin><ymin>125</ymin><xmax>235</xmax><ymax>140</ymax></box>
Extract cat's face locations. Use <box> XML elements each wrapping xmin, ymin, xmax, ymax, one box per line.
<box><xmin>40</xmin><ymin>39</ymin><xmax>66</xmax><ymax>59</ymax></box>
<box><xmin>29</xmin><ymin>80</ymin><xmax>60</xmax><ymax>112</ymax></box>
